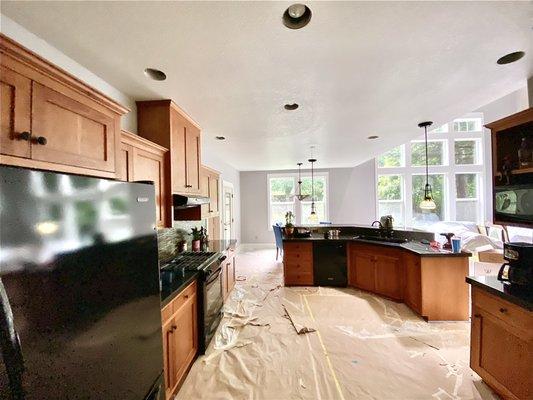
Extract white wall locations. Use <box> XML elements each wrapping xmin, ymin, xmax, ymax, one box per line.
<box><xmin>240</xmin><ymin>160</ymin><xmax>376</xmax><ymax>243</ymax></box>
<box><xmin>1</xmin><ymin>14</ymin><xmax>137</xmax><ymax>132</ymax></box>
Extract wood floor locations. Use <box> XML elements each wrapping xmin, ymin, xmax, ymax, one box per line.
<box><xmin>176</xmin><ymin>246</ymin><xmax>498</xmax><ymax>400</ymax></box>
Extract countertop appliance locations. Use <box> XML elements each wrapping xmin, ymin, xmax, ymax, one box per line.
<box><xmin>161</xmin><ymin>251</ymin><xmax>226</xmax><ymax>354</ymax></box>
<box><xmin>0</xmin><ymin>165</ymin><xmax>164</xmax><ymax>399</ymax></box>
<box><xmin>313</xmin><ymin>242</ymin><xmax>347</xmax><ymax>286</ymax></box>
<box><xmin>498</xmin><ymin>242</ymin><xmax>533</xmax><ymax>287</ymax></box>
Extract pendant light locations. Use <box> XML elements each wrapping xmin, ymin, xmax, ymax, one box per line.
<box><xmin>295</xmin><ymin>163</ymin><xmax>309</xmax><ymax>201</ymax></box>
<box><xmin>308</xmin><ymin>157</ymin><xmax>319</xmax><ymax>223</ymax></box>
<box><xmin>418</xmin><ymin>121</ymin><xmax>436</xmax><ymax>211</ymax></box>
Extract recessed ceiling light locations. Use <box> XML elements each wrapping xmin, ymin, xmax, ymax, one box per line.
<box><xmin>284</xmin><ymin>103</ymin><xmax>299</xmax><ymax>110</ymax></box>
<box><xmin>215</xmin><ymin>136</ymin><xmax>226</xmax><ymax>141</ymax></box>
<box><xmin>283</xmin><ymin>4</ymin><xmax>312</xmax><ymax>29</ymax></box>
<box><xmin>144</xmin><ymin>68</ymin><xmax>167</xmax><ymax>81</ymax></box>
<box><xmin>367</xmin><ymin>135</ymin><xmax>379</xmax><ymax>140</ymax></box>
<box><xmin>497</xmin><ymin>51</ymin><xmax>525</xmax><ymax>65</ymax></box>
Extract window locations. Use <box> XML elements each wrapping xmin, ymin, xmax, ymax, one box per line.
<box><xmin>268</xmin><ymin>173</ymin><xmax>328</xmax><ymax>228</ymax></box>
<box><xmin>268</xmin><ymin>177</ymin><xmax>295</xmax><ymax>226</ymax></box>
<box><xmin>376</xmin><ymin>113</ymin><xmax>485</xmax><ymax>227</ymax></box>
<box><xmin>410</xmin><ymin>141</ymin><xmax>446</xmax><ymax>166</ymax></box>
<box><xmin>377</xmin><ymin>175</ymin><xmax>404</xmax><ymax>226</ymax></box>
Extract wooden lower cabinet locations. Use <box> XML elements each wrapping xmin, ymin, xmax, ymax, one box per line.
<box><xmin>222</xmin><ymin>248</ymin><xmax>236</xmax><ymax>300</ymax></box>
<box><xmin>470</xmin><ymin>287</ymin><xmax>532</xmax><ymax>400</ymax></box>
<box><xmin>161</xmin><ymin>281</ymin><xmax>198</xmax><ymax>399</ymax></box>
<box><xmin>349</xmin><ymin>244</ymin><xmax>402</xmax><ymax>299</ymax></box>
<box><xmin>119</xmin><ymin>131</ymin><xmax>170</xmax><ymax>227</ymax></box>
<box><xmin>283</xmin><ymin>242</ymin><xmax>314</xmax><ymax>286</ymax></box>
<box><xmin>403</xmin><ymin>253</ymin><xmax>422</xmax><ymax>314</ymax></box>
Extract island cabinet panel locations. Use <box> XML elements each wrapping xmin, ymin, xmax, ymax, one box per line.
<box><xmin>0</xmin><ymin>65</ymin><xmax>31</xmax><ymax>158</ymax></box>
<box><xmin>470</xmin><ymin>287</ymin><xmax>532</xmax><ymax>400</ymax></box>
<box><xmin>403</xmin><ymin>253</ymin><xmax>422</xmax><ymax>314</ymax></box>
<box><xmin>1</xmin><ymin>35</ymin><xmax>128</xmax><ymax>178</ymax></box>
<box><xmin>283</xmin><ymin>242</ymin><xmax>313</xmax><ymax>286</ymax></box>
<box><xmin>161</xmin><ymin>281</ymin><xmax>198</xmax><ymax>400</ymax></box>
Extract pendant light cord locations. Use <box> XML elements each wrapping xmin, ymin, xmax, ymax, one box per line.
<box><xmin>424</xmin><ymin>126</ymin><xmax>429</xmax><ymax>186</ymax></box>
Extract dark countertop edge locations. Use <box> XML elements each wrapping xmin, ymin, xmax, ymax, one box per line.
<box><xmin>466</xmin><ymin>276</ymin><xmax>533</xmax><ymax>311</ymax></box>
<box><xmin>160</xmin><ymin>271</ymin><xmax>200</xmax><ymax>309</ymax></box>
<box><xmin>283</xmin><ymin>236</ymin><xmax>471</xmax><ymax>257</ymax></box>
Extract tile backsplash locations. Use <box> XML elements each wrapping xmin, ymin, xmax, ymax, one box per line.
<box><xmin>157</xmin><ymin>220</ymin><xmax>207</xmax><ymax>263</ymax></box>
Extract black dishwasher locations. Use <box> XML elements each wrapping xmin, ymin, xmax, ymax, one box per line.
<box><xmin>313</xmin><ymin>242</ymin><xmax>347</xmax><ymax>286</ymax></box>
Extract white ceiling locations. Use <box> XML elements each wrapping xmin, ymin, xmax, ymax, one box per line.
<box><xmin>2</xmin><ymin>1</ymin><xmax>532</xmax><ymax>171</ymax></box>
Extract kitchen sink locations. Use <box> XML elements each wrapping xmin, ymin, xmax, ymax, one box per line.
<box><xmin>353</xmin><ymin>235</ymin><xmax>409</xmax><ymax>244</ymax></box>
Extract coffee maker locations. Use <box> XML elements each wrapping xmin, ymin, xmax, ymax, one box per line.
<box><xmin>497</xmin><ymin>242</ymin><xmax>533</xmax><ymax>287</ymax></box>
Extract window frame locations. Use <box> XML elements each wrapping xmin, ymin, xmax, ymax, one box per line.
<box><xmin>267</xmin><ymin>171</ymin><xmax>329</xmax><ymax>230</ymax></box>
<box><xmin>375</xmin><ymin>113</ymin><xmax>485</xmax><ymax>227</ymax></box>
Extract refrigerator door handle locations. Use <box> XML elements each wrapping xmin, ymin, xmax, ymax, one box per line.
<box><xmin>0</xmin><ymin>278</ymin><xmax>25</xmax><ymax>399</ymax></box>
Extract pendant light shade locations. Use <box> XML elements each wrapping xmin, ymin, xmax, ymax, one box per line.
<box><xmin>295</xmin><ymin>162</ymin><xmax>309</xmax><ymax>201</ymax></box>
<box><xmin>308</xmin><ymin>158</ymin><xmax>318</xmax><ymax>223</ymax></box>
<box><xmin>418</xmin><ymin>121</ymin><xmax>436</xmax><ymax>211</ymax></box>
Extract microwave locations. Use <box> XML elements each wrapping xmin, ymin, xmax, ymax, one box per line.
<box><xmin>494</xmin><ymin>185</ymin><xmax>533</xmax><ymax>226</ymax></box>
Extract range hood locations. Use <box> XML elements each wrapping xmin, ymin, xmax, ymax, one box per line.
<box><xmin>173</xmin><ymin>194</ymin><xmax>210</xmax><ymax>209</ymax></box>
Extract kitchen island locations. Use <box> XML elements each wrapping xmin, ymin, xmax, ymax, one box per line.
<box><xmin>283</xmin><ymin>227</ymin><xmax>471</xmax><ymax>321</ymax></box>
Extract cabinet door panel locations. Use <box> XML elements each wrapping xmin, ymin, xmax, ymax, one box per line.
<box><xmin>404</xmin><ymin>254</ymin><xmax>421</xmax><ymax>312</ymax></box>
<box><xmin>132</xmin><ymin>148</ymin><xmax>165</xmax><ymax>227</ymax></box>
<box><xmin>117</xmin><ymin>142</ymin><xmax>132</xmax><ymax>181</ymax></box>
<box><xmin>185</xmin><ymin>124</ymin><xmax>200</xmax><ymax>193</ymax></box>
<box><xmin>375</xmin><ymin>255</ymin><xmax>403</xmax><ymax>300</ymax></box>
<box><xmin>353</xmin><ymin>253</ymin><xmax>375</xmax><ymax>292</ymax></box>
<box><xmin>209</xmin><ymin>175</ymin><xmax>219</xmax><ymax>213</ymax></box>
<box><xmin>170</xmin><ymin>112</ymin><xmax>187</xmax><ymax>193</ymax></box>
<box><xmin>171</xmin><ymin>295</ymin><xmax>197</xmax><ymax>387</ymax></box>
<box><xmin>31</xmin><ymin>82</ymin><xmax>116</xmax><ymax>172</ymax></box>
<box><xmin>162</xmin><ymin>321</ymin><xmax>175</xmax><ymax>394</ymax></box>
<box><xmin>0</xmin><ymin>66</ymin><xmax>31</xmax><ymax>158</ymax></box>
<box><xmin>471</xmin><ymin>309</ymin><xmax>531</xmax><ymax>400</ymax></box>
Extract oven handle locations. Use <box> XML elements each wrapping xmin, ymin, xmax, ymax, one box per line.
<box><xmin>206</xmin><ymin>267</ymin><xmax>222</xmax><ymax>285</ymax></box>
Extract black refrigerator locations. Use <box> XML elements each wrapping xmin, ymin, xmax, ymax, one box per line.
<box><xmin>0</xmin><ymin>166</ymin><xmax>164</xmax><ymax>400</ymax></box>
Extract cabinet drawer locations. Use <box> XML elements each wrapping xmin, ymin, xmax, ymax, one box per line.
<box><xmin>284</xmin><ymin>260</ymin><xmax>312</xmax><ymax>274</ymax></box>
<box><xmin>284</xmin><ymin>242</ymin><xmax>312</xmax><ymax>252</ymax></box>
<box><xmin>161</xmin><ymin>280</ymin><xmax>197</xmax><ymax>323</ymax></box>
<box><xmin>284</xmin><ymin>252</ymin><xmax>313</xmax><ymax>262</ymax></box>
<box><xmin>285</xmin><ymin>272</ymin><xmax>313</xmax><ymax>286</ymax></box>
<box><xmin>473</xmin><ymin>288</ymin><xmax>532</xmax><ymax>334</ymax></box>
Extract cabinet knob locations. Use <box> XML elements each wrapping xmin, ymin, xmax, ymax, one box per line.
<box><xmin>16</xmin><ymin>131</ymin><xmax>31</xmax><ymax>141</ymax></box>
<box><xmin>171</xmin><ymin>325</ymin><xmax>177</xmax><ymax>331</ymax></box>
<box><xmin>34</xmin><ymin>136</ymin><xmax>47</xmax><ymax>145</ymax></box>
<box><xmin>183</xmin><ymin>294</ymin><xmax>189</xmax><ymax>299</ymax></box>
<box><xmin>499</xmin><ymin>308</ymin><xmax>508</xmax><ymax>314</ymax></box>
<box><xmin>185</xmin><ymin>184</ymin><xmax>192</xmax><ymax>188</ymax></box>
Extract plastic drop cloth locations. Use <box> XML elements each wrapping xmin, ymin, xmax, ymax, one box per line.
<box><xmin>175</xmin><ymin>248</ymin><xmax>498</xmax><ymax>400</ymax></box>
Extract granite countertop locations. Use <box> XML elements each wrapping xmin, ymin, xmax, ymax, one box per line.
<box><xmin>283</xmin><ymin>235</ymin><xmax>471</xmax><ymax>257</ymax></box>
<box><xmin>466</xmin><ymin>276</ymin><xmax>533</xmax><ymax>311</ymax></box>
<box><xmin>160</xmin><ymin>269</ymin><xmax>200</xmax><ymax>308</ymax></box>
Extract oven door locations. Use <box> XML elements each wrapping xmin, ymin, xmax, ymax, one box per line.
<box><xmin>203</xmin><ymin>266</ymin><xmax>223</xmax><ymax>350</ymax></box>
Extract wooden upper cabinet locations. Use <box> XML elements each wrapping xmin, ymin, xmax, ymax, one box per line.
<box><xmin>209</xmin><ymin>173</ymin><xmax>219</xmax><ymax>214</ymax></box>
<box><xmin>200</xmin><ymin>166</ymin><xmax>220</xmax><ymax>217</ymax></box>
<box><xmin>120</xmin><ymin>131</ymin><xmax>169</xmax><ymax>228</ymax></box>
<box><xmin>0</xmin><ymin>34</ymin><xmax>128</xmax><ymax>178</ymax></box>
<box><xmin>185</xmin><ymin>123</ymin><xmax>201</xmax><ymax>193</ymax></box>
<box><xmin>0</xmin><ymin>65</ymin><xmax>31</xmax><ymax>158</ymax></box>
<box><xmin>137</xmin><ymin>100</ymin><xmax>202</xmax><ymax>196</ymax></box>
<box><xmin>31</xmin><ymin>82</ymin><xmax>117</xmax><ymax>172</ymax></box>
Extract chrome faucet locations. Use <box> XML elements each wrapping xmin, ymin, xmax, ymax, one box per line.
<box><xmin>371</xmin><ymin>220</ymin><xmax>383</xmax><ymax>229</ymax></box>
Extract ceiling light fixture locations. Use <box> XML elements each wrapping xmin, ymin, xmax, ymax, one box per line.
<box><xmin>295</xmin><ymin>162</ymin><xmax>309</xmax><ymax>201</ymax></box>
<box><xmin>144</xmin><ymin>68</ymin><xmax>167</xmax><ymax>81</ymax></box>
<box><xmin>497</xmin><ymin>51</ymin><xmax>525</xmax><ymax>65</ymax></box>
<box><xmin>283</xmin><ymin>4</ymin><xmax>312</xmax><ymax>29</ymax></box>
<box><xmin>215</xmin><ymin>136</ymin><xmax>226</xmax><ymax>141</ymax></box>
<box><xmin>418</xmin><ymin>121</ymin><xmax>437</xmax><ymax>211</ymax></box>
<box><xmin>368</xmin><ymin>135</ymin><xmax>379</xmax><ymax>140</ymax></box>
<box><xmin>284</xmin><ymin>103</ymin><xmax>299</xmax><ymax>110</ymax></box>
<box><xmin>308</xmin><ymin>149</ymin><xmax>319</xmax><ymax>224</ymax></box>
